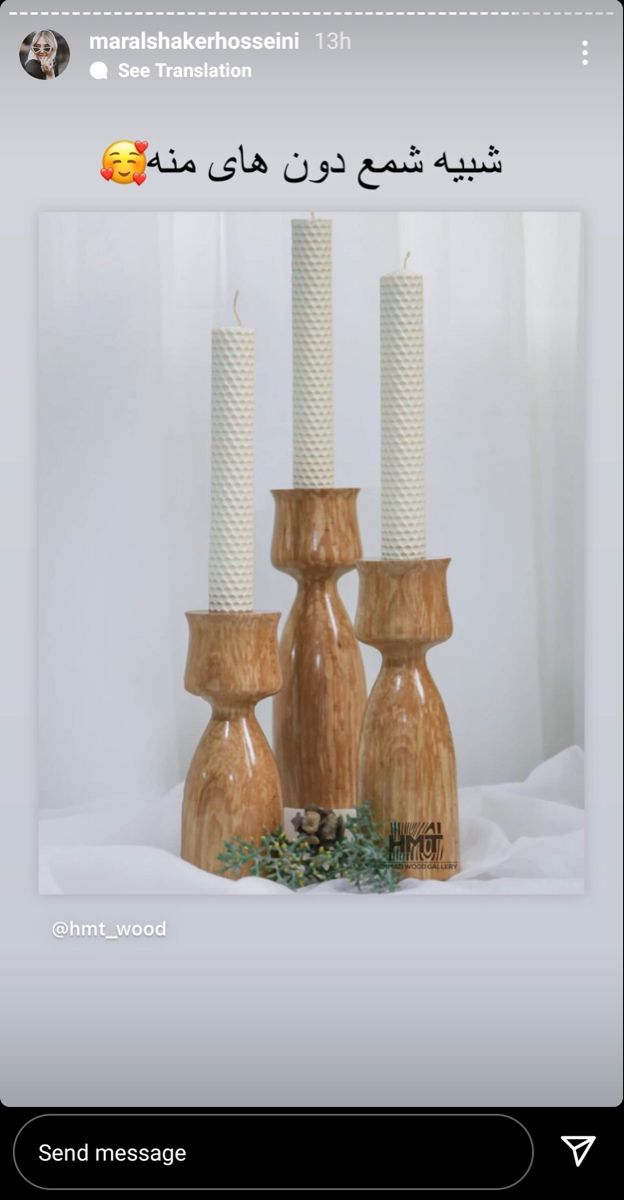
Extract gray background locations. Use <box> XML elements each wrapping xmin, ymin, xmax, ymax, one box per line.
<box><xmin>0</xmin><ymin>4</ymin><xmax>621</xmax><ymax>1106</ymax></box>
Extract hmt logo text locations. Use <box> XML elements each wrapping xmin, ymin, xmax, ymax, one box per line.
<box><xmin>388</xmin><ymin>821</ymin><xmax>444</xmax><ymax>865</ymax></box>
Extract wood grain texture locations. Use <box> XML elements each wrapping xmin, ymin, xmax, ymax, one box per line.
<box><xmin>355</xmin><ymin>559</ymin><xmax>460</xmax><ymax>881</ymax></box>
<box><xmin>271</xmin><ymin>488</ymin><xmax>366</xmax><ymax>811</ymax></box>
<box><xmin>181</xmin><ymin>611</ymin><xmax>283</xmax><ymax>876</ymax></box>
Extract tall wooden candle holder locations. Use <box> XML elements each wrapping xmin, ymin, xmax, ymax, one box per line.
<box><xmin>355</xmin><ymin>558</ymin><xmax>460</xmax><ymax>880</ymax></box>
<box><xmin>271</xmin><ymin>487</ymin><xmax>367</xmax><ymax>813</ymax></box>
<box><xmin>181</xmin><ymin>611</ymin><xmax>283</xmax><ymax>875</ymax></box>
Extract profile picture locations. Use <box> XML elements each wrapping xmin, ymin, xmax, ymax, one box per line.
<box><xmin>19</xmin><ymin>30</ymin><xmax>70</xmax><ymax>80</ymax></box>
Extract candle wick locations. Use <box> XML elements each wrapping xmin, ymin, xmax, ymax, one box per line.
<box><xmin>233</xmin><ymin>290</ymin><xmax>242</xmax><ymax>327</ymax></box>
<box><xmin>403</xmin><ymin>251</ymin><xmax>412</xmax><ymax>272</ymax></box>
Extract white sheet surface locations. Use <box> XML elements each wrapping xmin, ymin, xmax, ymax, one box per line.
<box><xmin>39</xmin><ymin>746</ymin><xmax>584</xmax><ymax>895</ymax></box>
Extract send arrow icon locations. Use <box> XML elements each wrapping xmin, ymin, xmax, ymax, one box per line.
<box><xmin>561</xmin><ymin>1136</ymin><xmax>596</xmax><ymax>1167</ymax></box>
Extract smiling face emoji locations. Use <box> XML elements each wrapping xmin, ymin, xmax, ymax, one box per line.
<box><xmin>101</xmin><ymin>140</ymin><xmax>147</xmax><ymax>185</ymax></box>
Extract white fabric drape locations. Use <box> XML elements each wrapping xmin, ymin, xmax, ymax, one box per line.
<box><xmin>39</xmin><ymin>747</ymin><xmax>584</xmax><ymax>894</ymax></box>
<box><xmin>38</xmin><ymin>211</ymin><xmax>582</xmax><ymax>809</ymax></box>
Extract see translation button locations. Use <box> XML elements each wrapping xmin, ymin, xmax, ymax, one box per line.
<box><xmin>14</xmin><ymin>1113</ymin><xmax>534</xmax><ymax>1190</ymax></box>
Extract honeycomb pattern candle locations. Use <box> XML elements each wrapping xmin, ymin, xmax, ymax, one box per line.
<box><xmin>208</xmin><ymin>295</ymin><xmax>255</xmax><ymax>611</ymax></box>
<box><xmin>380</xmin><ymin>256</ymin><xmax>426</xmax><ymax>559</ymax></box>
<box><xmin>292</xmin><ymin>215</ymin><xmax>334</xmax><ymax>487</ymax></box>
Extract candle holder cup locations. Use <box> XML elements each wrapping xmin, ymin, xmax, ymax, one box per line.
<box><xmin>355</xmin><ymin>558</ymin><xmax>460</xmax><ymax>881</ymax></box>
<box><xmin>271</xmin><ymin>487</ymin><xmax>367</xmax><ymax>813</ymax></box>
<box><xmin>181</xmin><ymin>611</ymin><xmax>283</xmax><ymax>876</ymax></box>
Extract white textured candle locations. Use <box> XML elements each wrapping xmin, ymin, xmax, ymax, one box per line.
<box><xmin>292</xmin><ymin>217</ymin><xmax>334</xmax><ymax>487</ymax></box>
<box><xmin>380</xmin><ymin>270</ymin><xmax>426</xmax><ymax>559</ymax></box>
<box><xmin>209</xmin><ymin>325</ymin><xmax>255</xmax><ymax>611</ymax></box>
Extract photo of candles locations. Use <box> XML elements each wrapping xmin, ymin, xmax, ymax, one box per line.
<box><xmin>37</xmin><ymin>210</ymin><xmax>584</xmax><ymax>899</ymax></box>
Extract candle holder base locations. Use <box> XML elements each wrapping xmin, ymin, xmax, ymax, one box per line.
<box><xmin>355</xmin><ymin>559</ymin><xmax>460</xmax><ymax>881</ymax></box>
<box><xmin>271</xmin><ymin>488</ymin><xmax>366</xmax><ymax>813</ymax></box>
<box><xmin>181</xmin><ymin>611</ymin><xmax>283</xmax><ymax>876</ymax></box>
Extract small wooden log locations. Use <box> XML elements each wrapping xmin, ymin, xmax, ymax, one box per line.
<box><xmin>355</xmin><ymin>558</ymin><xmax>460</xmax><ymax>881</ymax></box>
<box><xmin>181</xmin><ymin>611</ymin><xmax>283</xmax><ymax>876</ymax></box>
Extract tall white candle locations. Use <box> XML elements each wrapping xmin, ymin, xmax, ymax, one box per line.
<box><xmin>292</xmin><ymin>216</ymin><xmax>334</xmax><ymax>488</ymax></box>
<box><xmin>209</xmin><ymin>313</ymin><xmax>255</xmax><ymax>611</ymax></box>
<box><xmin>380</xmin><ymin>265</ymin><xmax>425</xmax><ymax>559</ymax></box>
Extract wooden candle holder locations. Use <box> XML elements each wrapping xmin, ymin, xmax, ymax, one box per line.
<box><xmin>271</xmin><ymin>488</ymin><xmax>367</xmax><ymax>812</ymax></box>
<box><xmin>355</xmin><ymin>559</ymin><xmax>460</xmax><ymax>880</ymax></box>
<box><xmin>181</xmin><ymin>611</ymin><xmax>283</xmax><ymax>875</ymax></box>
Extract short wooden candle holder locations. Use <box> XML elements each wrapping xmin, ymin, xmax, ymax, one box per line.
<box><xmin>181</xmin><ymin>611</ymin><xmax>283</xmax><ymax>876</ymax></box>
<box><xmin>355</xmin><ymin>558</ymin><xmax>460</xmax><ymax>880</ymax></box>
<box><xmin>271</xmin><ymin>487</ymin><xmax>367</xmax><ymax>812</ymax></box>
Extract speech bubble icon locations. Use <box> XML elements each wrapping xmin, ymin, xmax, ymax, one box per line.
<box><xmin>90</xmin><ymin>61</ymin><xmax>108</xmax><ymax>80</ymax></box>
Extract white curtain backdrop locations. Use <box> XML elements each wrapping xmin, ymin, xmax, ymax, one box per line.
<box><xmin>38</xmin><ymin>211</ymin><xmax>582</xmax><ymax>809</ymax></box>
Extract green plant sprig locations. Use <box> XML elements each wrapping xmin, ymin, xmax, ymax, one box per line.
<box><xmin>218</xmin><ymin>804</ymin><xmax>400</xmax><ymax>893</ymax></box>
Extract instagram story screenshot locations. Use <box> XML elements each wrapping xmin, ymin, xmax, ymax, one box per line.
<box><xmin>0</xmin><ymin>1</ymin><xmax>622</xmax><ymax>1192</ymax></box>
